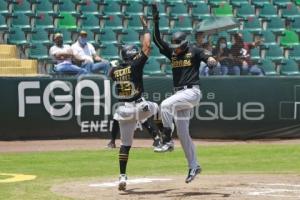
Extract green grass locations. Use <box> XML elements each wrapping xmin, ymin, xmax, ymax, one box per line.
<box><xmin>0</xmin><ymin>144</ymin><xmax>300</xmax><ymax>200</ymax></box>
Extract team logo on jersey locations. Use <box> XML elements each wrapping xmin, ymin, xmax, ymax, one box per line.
<box><xmin>171</xmin><ymin>52</ymin><xmax>192</xmax><ymax>68</ymax></box>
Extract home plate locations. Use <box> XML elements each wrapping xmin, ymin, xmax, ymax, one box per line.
<box><xmin>89</xmin><ymin>178</ymin><xmax>173</xmax><ymax>188</ymax></box>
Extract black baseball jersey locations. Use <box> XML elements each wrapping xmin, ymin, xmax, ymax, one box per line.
<box><xmin>153</xmin><ymin>22</ymin><xmax>210</xmax><ymax>87</ymax></box>
<box><xmin>110</xmin><ymin>51</ymin><xmax>148</xmax><ymax>102</ymax></box>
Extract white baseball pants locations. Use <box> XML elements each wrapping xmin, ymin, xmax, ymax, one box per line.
<box><xmin>160</xmin><ymin>86</ymin><xmax>202</xmax><ymax>169</ymax></box>
<box><xmin>114</xmin><ymin>98</ymin><xmax>159</xmax><ymax>146</ymax></box>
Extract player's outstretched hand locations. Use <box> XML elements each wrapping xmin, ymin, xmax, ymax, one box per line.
<box><xmin>207</xmin><ymin>57</ymin><xmax>217</xmax><ymax>68</ymax></box>
<box><xmin>151</xmin><ymin>3</ymin><xmax>159</xmax><ymax>22</ymax></box>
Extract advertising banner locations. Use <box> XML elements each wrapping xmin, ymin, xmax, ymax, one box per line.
<box><xmin>0</xmin><ymin>76</ymin><xmax>300</xmax><ymax>139</ymax></box>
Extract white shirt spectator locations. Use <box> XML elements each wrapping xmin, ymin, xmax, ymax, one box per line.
<box><xmin>49</xmin><ymin>44</ymin><xmax>73</xmax><ymax>65</ymax></box>
<box><xmin>71</xmin><ymin>41</ymin><xmax>96</xmax><ymax>65</ymax></box>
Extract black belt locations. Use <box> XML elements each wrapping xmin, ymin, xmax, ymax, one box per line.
<box><xmin>173</xmin><ymin>85</ymin><xmax>195</xmax><ymax>92</ymax></box>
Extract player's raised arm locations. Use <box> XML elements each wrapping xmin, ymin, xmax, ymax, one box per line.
<box><xmin>140</xmin><ymin>15</ymin><xmax>151</xmax><ymax>57</ymax></box>
<box><xmin>151</xmin><ymin>3</ymin><xmax>172</xmax><ymax>58</ymax></box>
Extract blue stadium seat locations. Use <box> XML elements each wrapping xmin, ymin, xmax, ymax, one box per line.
<box><xmin>34</xmin><ymin>12</ymin><xmax>55</xmax><ymax>31</ymax></box>
<box><xmin>11</xmin><ymin>13</ymin><xmax>32</xmax><ymax>31</ymax></box>
<box><xmin>102</xmin><ymin>15</ymin><xmax>123</xmax><ymax>32</ymax></box>
<box><xmin>7</xmin><ymin>27</ymin><xmax>29</xmax><ymax>47</ymax></box>
<box><xmin>99</xmin><ymin>27</ymin><xmax>118</xmax><ymax>45</ymax></box>
<box><xmin>273</xmin><ymin>0</ymin><xmax>292</xmax><ymax>8</ymax></box>
<box><xmin>236</xmin><ymin>4</ymin><xmax>255</xmax><ymax>20</ymax></box>
<box><xmin>259</xmin><ymin>4</ymin><xmax>278</xmax><ymax>20</ymax></box>
<box><xmin>289</xmin><ymin>45</ymin><xmax>300</xmax><ymax>63</ymax></box>
<box><xmin>251</xmin><ymin>0</ymin><xmax>271</xmax><ymax>8</ymax></box>
<box><xmin>79</xmin><ymin>0</ymin><xmax>100</xmax><ymax>15</ymax></box>
<box><xmin>258</xmin><ymin>59</ymin><xmax>278</xmax><ymax>76</ymax></box>
<box><xmin>291</xmin><ymin>17</ymin><xmax>300</xmax><ymax>34</ymax></box>
<box><xmin>12</xmin><ymin>0</ymin><xmax>33</xmax><ymax>14</ymax></box>
<box><xmin>126</xmin><ymin>15</ymin><xmax>145</xmax><ymax>31</ymax></box>
<box><xmin>0</xmin><ymin>14</ymin><xmax>8</xmax><ymax>31</ymax></box>
<box><xmin>80</xmin><ymin>14</ymin><xmax>101</xmax><ymax>32</ymax></box>
<box><xmin>30</xmin><ymin>28</ymin><xmax>51</xmax><ymax>45</ymax></box>
<box><xmin>172</xmin><ymin>16</ymin><xmax>193</xmax><ymax>34</ymax></box>
<box><xmin>265</xmin><ymin>45</ymin><xmax>284</xmax><ymax>63</ymax></box>
<box><xmin>230</xmin><ymin>0</ymin><xmax>249</xmax><ymax>7</ymax></box>
<box><xmin>259</xmin><ymin>30</ymin><xmax>277</xmax><ymax>48</ymax></box>
<box><xmin>0</xmin><ymin>0</ymin><xmax>10</xmax><ymax>16</ymax></box>
<box><xmin>101</xmin><ymin>1</ymin><xmax>123</xmax><ymax>16</ymax></box>
<box><xmin>243</xmin><ymin>17</ymin><xmax>262</xmax><ymax>34</ymax></box>
<box><xmin>120</xmin><ymin>29</ymin><xmax>140</xmax><ymax>46</ymax></box>
<box><xmin>144</xmin><ymin>58</ymin><xmax>165</xmax><ymax>76</ymax></box>
<box><xmin>28</xmin><ymin>43</ymin><xmax>50</xmax><ymax>61</ymax></box>
<box><xmin>124</xmin><ymin>1</ymin><xmax>145</xmax><ymax>16</ymax></box>
<box><xmin>280</xmin><ymin>59</ymin><xmax>300</xmax><ymax>76</ymax></box>
<box><xmin>100</xmin><ymin>43</ymin><xmax>120</xmax><ymax>60</ymax></box>
<box><xmin>57</xmin><ymin>0</ymin><xmax>77</xmax><ymax>15</ymax></box>
<box><xmin>35</xmin><ymin>0</ymin><xmax>54</xmax><ymax>14</ymax></box>
<box><xmin>282</xmin><ymin>4</ymin><xmax>300</xmax><ymax>21</ymax></box>
<box><xmin>190</xmin><ymin>2</ymin><xmax>210</xmax><ymax>21</ymax></box>
<box><xmin>266</xmin><ymin>17</ymin><xmax>285</xmax><ymax>35</ymax></box>
<box><xmin>168</xmin><ymin>2</ymin><xmax>189</xmax><ymax>18</ymax></box>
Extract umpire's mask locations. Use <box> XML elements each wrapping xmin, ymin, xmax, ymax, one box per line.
<box><xmin>121</xmin><ymin>44</ymin><xmax>139</xmax><ymax>63</ymax></box>
<box><xmin>170</xmin><ymin>31</ymin><xmax>188</xmax><ymax>54</ymax></box>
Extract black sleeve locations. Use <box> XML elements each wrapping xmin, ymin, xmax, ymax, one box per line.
<box><xmin>194</xmin><ymin>46</ymin><xmax>210</xmax><ymax>64</ymax></box>
<box><xmin>131</xmin><ymin>51</ymin><xmax>148</xmax><ymax>75</ymax></box>
<box><xmin>153</xmin><ymin>20</ymin><xmax>172</xmax><ymax>59</ymax></box>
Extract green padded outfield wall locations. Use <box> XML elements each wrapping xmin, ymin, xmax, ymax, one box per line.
<box><xmin>1</xmin><ymin>76</ymin><xmax>300</xmax><ymax>140</ymax></box>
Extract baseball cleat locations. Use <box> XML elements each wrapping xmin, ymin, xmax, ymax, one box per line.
<box><xmin>107</xmin><ymin>141</ymin><xmax>116</xmax><ymax>149</ymax></box>
<box><xmin>185</xmin><ymin>166</ymin><xmax>201</xmax><ymax>183</ymax></box>
<box><xmin>154</xmin><ymin>140</ymin><xmax>174</xmax><ymax>153</ymax></box>
<box><xmin>118</xmin><ymin>174</ymin><xmax>127</xmax><ymax>191</ymax></box>
<box><xmin>152</xmin><ymin>137</ymin><xmax>162</xmax><ymax>148</ymax></box>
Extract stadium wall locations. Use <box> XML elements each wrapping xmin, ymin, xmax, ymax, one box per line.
<box><xmin>1</xmin><ymin>76</ymin><xmax>300</xmax><ymax>140</ymax></box>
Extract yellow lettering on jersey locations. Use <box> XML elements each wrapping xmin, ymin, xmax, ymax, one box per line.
<box><xmin>113</xmin><ymin>66</ymin><xmax>131</xmax><ymax>79</ymax></box>
<box><xmin>171</xmin><ymin>52</ymin><xmax>192</xmax><ymax>68</ymax></box>
<box><xmin>172</xmin><ymin>59</ymin><xmax>192</xmax><ymax>68</ymax></box>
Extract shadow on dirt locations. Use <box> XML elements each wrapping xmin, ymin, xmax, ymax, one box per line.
<box><xmin>120</xmin><ymin>188</ymin><xmax>175</xmax><ymax>195</ymax></box>
<box><xmin>168</xmin><ymin>191</ymin><xmax>231</xmax><ymax>198</ymax></box>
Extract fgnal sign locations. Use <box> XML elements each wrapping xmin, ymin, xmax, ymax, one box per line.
<box><xmin>1</xmin><ymin>76</ymin><xmax>298</xmax><ymax>139</ymax></box>
<box><xmin>18</xmin><ymin>80</ymin><xmax>111</xmax><ymax>118</ymax></box>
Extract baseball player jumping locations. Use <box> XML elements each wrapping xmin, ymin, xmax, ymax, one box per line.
<box><xmin>110</xmin><ymin>16</ymin><xmax>158</xmax><ymax>191</ymax></box>
<box><xmin>151</xmin><ymin>4</ymin><xmax>217</xmax><ymax>183</ymax></box>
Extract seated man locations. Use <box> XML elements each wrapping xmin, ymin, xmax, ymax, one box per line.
<box><xmin>49</xmin><ymin>33</ymin><xmax>88</xmax><ymax>75</ymax></box>
<box><xmin>71</xmin><ymin>30</ymin><xmax>110</xmax><ymax>75</ymax></box>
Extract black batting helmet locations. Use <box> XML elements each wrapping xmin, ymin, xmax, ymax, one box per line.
<box><xmin>121</xmin><ymin>44</ymin><xmax>139</xmax><ymax>62</ymax></box>
<box><xmin>170</xmin><ymin>31</ymin><xmax>188</xmax><ymax>50</ymax></box>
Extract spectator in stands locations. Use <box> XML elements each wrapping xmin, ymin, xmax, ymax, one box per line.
<box><xmin>230</xmin><ymin>33</ymin><xmax>264</xmax><ymax>76</ymax></box>
<box><xmin>197</xmin><ymin>34</ymin><xmax>222</xmax><ymax>76</ymax></box>
<box><xmin>212</xmin><ymin>37</ymin><xmax>235</xmax><ymax>75</ymax></box>
<box><xmin>72</xmin><ymin>30</ymin><xmax>111</xmax><ymax>75</ymax></box>
<box><xmin>50</xmin><ymin>33</ymin><xmax>88</xmax><ymax>75</ymax></box>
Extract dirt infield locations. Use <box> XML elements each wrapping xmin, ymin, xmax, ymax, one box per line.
<box><xmin>52</xmin><ymin>174</ymin><xmax>300</xmax><ymax>200</ymax></box>
<box><xmin>1</xmin><ymin>138</ymin><xmax>300</xmax><ymax>152</ymax></box>
<box><xmin>1</xmin><ymin>139</ymin><xmax>300</xmax><ymax>199</ymax></box>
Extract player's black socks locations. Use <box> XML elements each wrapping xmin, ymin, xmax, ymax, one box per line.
<box><xmin>119</xmin><ymin>145</ymin><xmax>131</xmax><ymax>174</ymax></box>
<box><xmin>111</xmin><ymin>119</ymin><xmax>120</xmax><ymax>142</ymax></box>
<box><xmin>142</xmin><ymin>117</ymin><xmax>160</xmax><ymax>140</ymax></box>
<box><xmin>162</xmin><ymin>127</ymin><xmax>172</xmax><ymax>143</ymax></box>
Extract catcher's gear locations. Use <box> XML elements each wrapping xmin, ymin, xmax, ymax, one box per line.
<box><xmin>170</xmin><ymin>31</ymin><xmax>188</xmax><ymax>51</ymax></box>
<box><xmin>120</xmin><ymin>44</ymin><xmax>139</xmax><ymax>62</ymax></box>
<box><xmin>151</xmin><ymin>3</ymin><xmax>159</xmax><ymax>22</ymax></box>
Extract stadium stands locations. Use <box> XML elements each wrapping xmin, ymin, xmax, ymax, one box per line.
<box><xmin>0</xmin><ymin>44</ymin><xmax>37</xmax><ymax>75</ymax></box>
<box><xmin>0</xmin><ymin>0</ymin><xmax>299</xmax><ymax>76</ymax></box>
